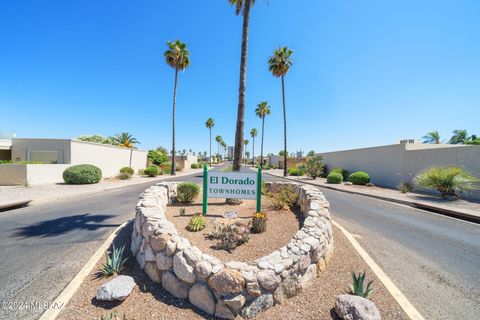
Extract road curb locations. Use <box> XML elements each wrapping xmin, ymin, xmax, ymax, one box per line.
<box><xmin>333</xmin><ymin>220</ymin><xmax>425</xmax><ymax>320</ymax></box>
<box><xmin>264</xmin><ymin>172</ymin><xmax>480</xmax><ymax>224</ymax></box>
<box><xmin>39</xmin><ymin>220</ymin><xmax>131</xmax><ymax>320</ymax></box>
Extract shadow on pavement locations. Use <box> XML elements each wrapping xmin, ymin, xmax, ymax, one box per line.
<box><xmin>13</xmin><ymin>213</ymin><xmax>119</xmax><ymax>238</ymax></box>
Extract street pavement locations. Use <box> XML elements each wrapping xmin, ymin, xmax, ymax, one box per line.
<box><xmin>0</xmin><ymin>170</ymin><xmax>479</xmax><ymax>319</ymax></box>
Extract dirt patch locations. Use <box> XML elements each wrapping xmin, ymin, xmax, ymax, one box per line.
<box><xmin>165</xmin><ymin>195</ymin><xmax>303</xmax><ymax>264</ymax></box>
<box><xmin>57</xmin><ymin>221</ymin><xmax>408</xmax><ymax>320</ymax></box>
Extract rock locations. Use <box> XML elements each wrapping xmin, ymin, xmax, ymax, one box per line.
<box><xmin>215</xmin><ymin>300</ymin><xmax>235</xmax><ymax>319</ymax></box>
<box><xmin>241</xmin><ymin>294</ymin><xmax>274</xmax><ymax>319</ymax></box>
<box><xmin>188</xmin><ymin>283</ymin><xmax>215</xmax><ymax>315</ymax></box>
<box><xmin>273</xmin><ymin>263</ymin><xmax>285</xmax><ymax>274</ymax></box>
<box><xmin>136</xmin><ymin>252</ymin><xmax>146</xmax><ymax>269</ymax></box>
<box><xmin>246</xmin><ymin>282</ymin><xmax>262</xmax><ymax>297</ymax></box>
<box><xmin>344</xmin><ymin>182</ymin><xmax>353</xmax><ymax>186</ymax></box>
<box><xmin>145</xmin><ymin>245</ymin><xmax>156</xmax><ymax>262</ymax></box>
<box><xmin>335</xmin><ymin>294</ymin><xmax>381</xmax><ymax>320</ymax></box>
<box><xmin>173</xmin><ymin>252</ymin><xmax>196</xmax><ymax>284</ymax></box>
<box><xmin>144</xmin><ymin>261</ymin><xmax>162</xmax><ymax>283</ymax></box>
<box><xmin>151</xmin><ymin>234</ymin><xmax>170</xmax><ymax>252</ymax></box>
<box><xmin>223</xmin><ymin>211</ymin><xmax>238</xmax><ymax>219</ymax></box>
<box><xmin>212</xmin><ymin>263</ymin><xmax>224</xmax><ymax>274</ymax></box>
<box><xmin>303</xmin><ymin>237</ymin><xmax>320</xmax><ymax>250</ymax></box>
<box><xmin>183</xmin><ymin>246</ymin><xmax>202</xmax><ymax>266</ymax></box>
<box><xmin>298</xmin><ymin>253</ymin><xmax>311</xmax><ymax>270</ymax></box>
<box><xmin>257</xmin><ymin>269</ymin><xmax>281</xmax><ymax>291</ymax></box>
<box><xmin>208</xmin><ymin>268</ymin><xmax>245</xmax><ymax>295</ymax></box>
<box><xmin>274</xmin><ymin>275</ymin><xmax>301</xmax><ymax>304</ymax></box>
<box><xmin>96</xmin><ymin>275</ymin><xmax>136</xmax><ymax>301</ymax></box>
<box><xmin>195</xmin><ymin>260</ymin><xmax>213</xmax><ymax>279</ymax></box>
<box><xmin>166</xmin><ymin>239</ymin><xmax>176</xmax><ymax>256</ymax></box>
<box><xmin>317</xmin><ymin>258</ymin><xmax>327</xmax><ymax>273</ymax></box>
<box><xmin>298</xmin><ymin>264</ymin><xmax>317</xmax><ymax>289</ymax></box>
<box><xmin>223</xmin><ymin>294</ymin><xmax>246</xmax><ymax>314</ymax></box>
<box><xmin>156</xmin><ymin>250</ymin><xmax>173</xmax><ymax>270</ymax></box>
<box><xmin>162</xmin><ymin>271</ymin><xmax>191</xmax><ymax>299</ymax></box>
<box><xmin>225</xmin><ymin>260</ymin><xmax>249</xmax><ymax>271</ymax></box>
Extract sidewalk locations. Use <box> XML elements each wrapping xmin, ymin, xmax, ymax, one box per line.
<box><xmin>0</xmin><ymin>168</ymin><xmax>202</xmax><ymax>209</ymax></box>
<box><xmin>265</xmin><ymin>169</ymin><xmax>480</xmax><ymax>223</ymax></box>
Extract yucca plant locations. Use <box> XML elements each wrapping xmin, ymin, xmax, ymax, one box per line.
<box><xmin>99</xmin><ymin>245</ymin><xmax>128</xmax><ymax>277</ymax></box>
<box><xmin>414</xmin><ymin>166</ymin><xmax>479</xmax><ymax>199</ymax></box>
<box><xmin>251</xmin><ymin>212</ymin><xmax>268</xmax><ymax>233</ymax></box>
<box><xmin>350</xmin><ymin>271</ymin><xmax>373</xmax><ymax>299</ymax></box>
<box><xmin>187</xmin><ymin>213</ymin><xmax>206</xmax><ymax>232</ymax></box>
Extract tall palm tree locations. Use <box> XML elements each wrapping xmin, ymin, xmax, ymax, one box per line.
<box><xmin>205</xmin><ymin>118</ymin><xmax>215</xmax><ymax>167</ymax></box>
<box><xmin>250</xmin><ymin>128</ymin><xmax>257</xmax><ymax>167</ymax></box>
<box><xmin>255</xmin><ymin>101</ymin><xmax>271</xmax><ymax>168</ymax></box>
<box><xmin>243</xmin><ymin>139</ymin><xmax>249</xmax><ymax>164</ymax></box>
<box><xmin>422</xmin><ymin>131</ymin><xmax>441</xmax><ymax>144</ymax></box>
<box><xmin>268</xmin><ymin>47</ymin><xmax>293</xmax><ymax>177</ymax></box>
<box><xmin>221</xmin><ymin>141</ymin><xmax>227</xmax><ymax>158</ymax></box>
<box><xmin>113</xmin><ymin>132</ymin><xmax>140</xmax><ymax>168</ymax></box>
<box><xmin>215</xmin><ymin>135</ymin><xmax>223</xmax><ymax>156</ymax></box>
<box><xmin>164</xmin><ymin>40</ymin><xmax>190</xmax><ymax>175</ymax></box>
<box><xmin>229</xmin><ymin>0</ymin><xmax>255</xmax><ymax>172</ymax></box>
<box><xmin>449</xmin><ymin>129</ymin><xmax>468</xmax><ymax>144</ymax></box>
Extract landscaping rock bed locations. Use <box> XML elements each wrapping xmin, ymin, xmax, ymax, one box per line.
<box><xmin>131</xmin><ymin>181</ymin><xmax>334</xmax><ymax>319</ymax></box>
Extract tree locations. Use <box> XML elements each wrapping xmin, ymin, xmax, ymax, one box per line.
<box><xmin>221</xmin><ymin>141</ymin><xmax>228</xmax><ymax>158</ymax></box>
<box><xmin>164</xmin><ymin>40</ymin><xmax>190</xmax><ymax>175</ymax></box>
<box><xmin>245</xmin><ymin>151</ymin><xmax>250</xmax><ymax>162</ymax></box>
<box><xmin>157</xmin><ymin>146</ymin><xmax>168</xmax><ymax>154</ymax></box>
<box><xmin>466</xmin><ymin>134</ymin><xmax>480</xmax><ymax>145</ymax></box>
<box><xmin>255</xmin><ymin>101</ymin><xmax>271</xmax><ymax>168</ymax></box>
<box><xmin>268</xmin><ymin>46</ymin><xmax>293</xmax><ymax>177</ymax></box>
<box><xmin>113</xmin><ymin>132</ymin><xmax>140</xmax><ymax>167</ymax></box>
<box><xmin>422</xmin><ymin>131</ymin><xmax>441</xmax><ymax>144</ymax></box>
<box><xmin>148</xmin><ymin>149</ymin><xmax>168</xmax><ymax>166</ymax></box>
<box><xmin>229</xmin><ymin>0</ymin><xmax>255</xmax><ymax>172</ymax></box>
<box><xmin>215</xmin><ymin>135</ymin><xmax>223</xmax><ymax>156</ymax></box>
<box><xmin>77</xmin><ymin>134</ymin><xmax>116</xmax><ymax>145</ymax></box>
<box><xmin>299</xmin><ymin>156</ymin><xmax>324</xmax><ymax>180</ymax></box>
<box><xmin>205</xmin><ymin>118</ymin><xmax>215</xmax><ymax>167</ymax></box>
<box><xmin>449</xmin><ymin>129</ymin><xmax>468</xmax><ymax>144</ymax></box>
<box><xmin>250</xmin><ymin>128</ymin><xmax>257</xmax><ymax>166</ymax></box>
<box><xmin>279</xmin><ymin>150</ymin><xmax>286</xmax><ymax>156</ymax></box>
<box><xmin>243</xmin><ymin>139</ymin><xmax>249</xmax><ymax>164</ymax></box>
<box><xmin>307</xmin><ymin>150</ymin><xmax>316</xmax><ymax>157</ymax></box>
<box><xmin>181</xmin><ymin>149</ymin><xmax>187</xmax><ymax>156</ymax></box>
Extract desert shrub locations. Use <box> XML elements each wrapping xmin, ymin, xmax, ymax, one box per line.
<box><xmin>63</xmin><ymin>164</ymin><xmax>102</xmax><ymax>184</ymax></box>
<box><xmin>208</xmin><ymin>221</ymin><xmax>251</xmax><ymax>252</ymax></box>
<box><xmin>348</xmin><ymin>171</ymin><xmax>370</xmax><ymax>185</ymax></box>
<box><xmin>177</xmin><ymin>182</ymin><xmax>200</xmax><ymax>203</ymax></box>
<box><xmin>251</xmin><ymin>212</ymin><xmax>268</xmax><ymax>233</ymax></box>
<box><xmin>147</xmin><ymin>149</ymin><xmax>168</xmax><ymax>166</ymax></box>
<box><xmin>144</xmin><ymin>166</ymin><xmax>159</xmax><ymax>177</ymax></box>
<box><xmin>398</xmin><ymin>181</ymin><xmax>412</xmax><ymax>194</ymax></box>
<box><xmin>327</xmin><ymin>172</ymin><xmax>343</xmax><ymax>184</ymax></box>
<box><xmin>191</xmin><ymin>163</ymin><xmax>199</xmax><ymax>169</ymax></box>
<box><xmin>330</xmin><ymin>168</ymin><xmax>350</xmax><ymax>180</ymax></box>
<box><xmin>161</xmin><ymin>161</ymin><xmax>182</xmax><ymax>173</ymax></box>
<box><xmin>187</xmin><ymin>213</ymin><xmax>206</xmax><ymax>232</ymax></box>
<box><xmin>300</xmin><ymin>156</ymin><xmax>324</xmax><ymax>180</ymax></box>
<box><xmin>287</xmin><ymin>167</ymin><xmax>305</xmax><ymax>176</ymax></box>
<box><xmin>414</xmin><ymin>166</ymin><xmax>479</xmax><ymax>198</ymax></box>
<box><xmin>138</xmin><ymin>168</ymin><xmax>145</xmax><ymax>175</ymax></box>
<box><xmin>268</xmin><ymin>185</ymin><xmax>298</xmax><ymax>210</ymax></box>
<box><xmin>98</xmin><ymin>245</ymin><xmax>128</xmax><ymax>278</ymax></box>
<box><xmin>119</xmin><ymin>167</ymin><xmax>134</xmax><ymax>180</ymax></box>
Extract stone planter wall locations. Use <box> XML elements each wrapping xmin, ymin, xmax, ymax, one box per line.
<box><xmin>131</xmin><ymin>181</ymin><xmax>333</xmax><ymax>319</ymax></box>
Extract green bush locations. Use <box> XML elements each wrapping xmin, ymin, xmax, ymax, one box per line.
<box><xmin>348</xmin><ymin>172</ymin><xmax>370</xmax><ymax>185</ymax></box>
<box><xmin>138</xmin><ymin>168</ymin><xmax>145</xmax><ymax>175</ymax></box>
<box><xmin>177</xmin><ymin>182</ymin><xmax>200</xmax><ymax>203</ymax></box>
<box><xmin>327</xmin><ymin>172</ymin><xmax>343</xmax><ymax>184</ymax></box>
<box><xmin>267</xmin><ymin>185</ymin><xmax>299</xmax><ymax>210</ymax></box>
<box><xmin>287</xmin><ymin>167</ymin><xmax>305</xmax><ymax>176</ymax></box>
<box><xmin>144</xmin><ymin>166</ymin><xmax>160</xmax><ymax>177</ymax></box>
<box><xmin>161</xmin><ymin>161</ymin><xmax>182</xmax><ymax>173</ymax></box>
<box><xmin>414</xmin><ymin>166</ymin><xmax>479</xmax><ymax>198</ymax></box>
<box><xmin>330</xmin><ymin>168</ymin><xmax>350</xmax><ymax>180</ymax></box>
<box><xmin>191</xmin><ymin>163</ymin><xmax>199</xmax><ymax>169</ymax></box>
<box><xmin>120</xmin><ymin>167</ymin><xmax>134</xmax><ymax>175</ymax></box>
<box><xmin>398</xmin><ymin>181</ymin><xmax>412</xmax><ymax>194</ymax></box>
<box><xmin>300</xmin><ymin>156</ymin><xmax>324</xmax><ymax>179</ymax></box>
<box><xmin>63</xmin><ymin>164</ymin><xmax>102</xmax><ymax>184</ymax></box>
<box><xmin>148</xmin><ymin>149</ymin><xmax>168</xmax><ymax>166</ymax></box>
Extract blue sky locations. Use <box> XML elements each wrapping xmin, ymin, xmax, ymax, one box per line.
<box><xmin>1</xmin><ymin>0</ymin><xmax>479</xmax><ymax>154</ymax></box>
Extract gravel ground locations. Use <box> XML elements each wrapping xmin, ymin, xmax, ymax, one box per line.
<box><xmin>57</xmin><ymin>221</ymin><xmax>408</xmax><ymax>320</ymax></box>
<box><xmin>166</xmin><ymin>196</ymin><xmax>303</xmax><ymax>264</ymax></box>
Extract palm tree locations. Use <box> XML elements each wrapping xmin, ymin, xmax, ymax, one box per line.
<box><xmin>268</xmin><ymin>47</ymin><xmax>293</xmax><ymax>177</ymax></box>
<box><xmin>229</xmin><ymin>0</ymin><xmax>255</xmax><ymax>172</ymax></box>
<box><xmin>422</xmin><ymin>131</ymin><xmax>441</xmax><ymax>144</ymax></box>
<box><xmin>449</xmin><ymin>129</ymin><xmax>468</xmax><ymax>144</ymax></box>
<box><xmin>164</xmin><ymin>40</ymin><xmax>190</xmax><ymax>175</ymax></box>
<box><xmin>221</xmin><ymin>141</ymin><xmax>227</xmax><ymax>158</ymax></box>
<box><xmin>113</xmin><ymin>132</ymin><xmax>140</xmax><ymax>168</ymax></box>
<box><xmin>255</xmin><ymin>101</ymin><xmax>271</xmax><ymax>168</ymax></box>
<box><xmin>250</xmin><ymin>128</ymin><xmax>257</xmax><ymax>167</ymax></box>
<box><xmin>205</xmin><ymin>118</ymin><xmax>215</xmax><ymax>167</ymax></box>
<box><xmin>215</xmin><ymin>135</ymin><xmax>223</xmax><ymax>156</ymax></box>
<box><xmin>243</xmin><ymin>139</ymin><xmax>249</xmax><ymax>164</ymax></box>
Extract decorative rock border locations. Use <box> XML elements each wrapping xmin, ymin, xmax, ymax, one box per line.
<box><xmin>131</xmin><ymin>181</ymin><xmax>334</xmax><ymax>319</ymax></box>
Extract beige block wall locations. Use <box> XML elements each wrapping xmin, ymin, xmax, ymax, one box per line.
<box><xmin>320</xmin><ymin>144</ymin><xmax>480</xmax><ymax>200</ymax></box>
<box><xmin>0</xmin><ymin>164</ymin><xmax>70</xmax><ymax>185</ymax></box>
<box><xmin>70</xmin><ymin>140</ymin><xmax>147</xmax><ymax>177</ymax></box>
<box><xmin>0</xmin><ymin>165</ymin><xmax>27</xmax><ymax>185</ymax></box>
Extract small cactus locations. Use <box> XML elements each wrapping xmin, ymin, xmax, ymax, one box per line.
<box><xmin>251</xmin><ymin>212</ymin><xmax>268</xmax><ymax>233</ymax></box>
<box><xmin>179</xmin><ymin>207</ymin><xmax>186</xmax><ymax>216</ymax></box>
<box><xmin>350</xmin><ymin>271</ymin><xmax>373</xmax><ymax>298</ymax></box>
<box><xmin>187</xmin><ymin>213</ymin><xmax>206</xmax><ymax>232</ymax></box>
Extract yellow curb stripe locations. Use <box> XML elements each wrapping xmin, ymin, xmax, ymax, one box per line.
<box><xmin>332</xmin><ymin>220</ymin><xmax>425</xmax><ymax>320</ymax></box>
<box><xmin>39</xmin><ymin>220</ymin><xmax>131</xmax><ymax>320</ymax></box>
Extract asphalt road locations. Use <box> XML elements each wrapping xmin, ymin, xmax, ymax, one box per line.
<box><xmin>0</xmin><ymin>171</ymin><xmax>479</xmax><ymax>320</ymax></box>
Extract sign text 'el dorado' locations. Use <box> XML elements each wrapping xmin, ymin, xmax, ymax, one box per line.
<box><xmin>207</xmin><ymin>171</ymin><xmax>257</xmax><ymax>199</ymax></box>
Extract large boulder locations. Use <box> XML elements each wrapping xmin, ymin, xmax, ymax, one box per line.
<box><xmin>241</xmin><ymin>294</ymin><xmax>274</xmax><ymax>319</ymax></box>
<box><xmin>95</xmin><ymin>275</ymin><xmax>136</xmax><ymax>301</ymax></box>
<box><xmin>208</xmin><ymin>268</ymin><xmax>245</xmax><ymax>295</ymax></box>
<box><xmin>257</xmin><ymin>269</ymin><xmax>281</xmax><ymax>291</ymax></box>
<box><xmin>188</xmin><ymin>283</ymin><xmax>215</xmax><ymax>315</ymax></box>
<box><xmin>162</xmin><ymin>271</ymin><xmax>191</xmax><ymax>299</ymax></box>
<box><xmin>173</xmin><ymin>252</ymin><xmax>196</xmax><ymax>284</ymax></box>
<box><xmin>335</xmin><ymin>294</ymin><xmax>381</xmax><ymax>320</ymax></box>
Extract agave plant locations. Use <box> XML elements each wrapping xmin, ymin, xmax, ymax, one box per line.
<box><xmin>350</xmin><ymin>271</ymin><xmax>373</xmax><ymax>299</ymax></box>
<box><xmin>99</xmin><ymin>245</ymin><xmax>128</xmax><ymax>277</ymax></box>
<box><xmin>414</xmin><ymin>166</ymin><xmax>480</xmax><ymax>199</ymax></box>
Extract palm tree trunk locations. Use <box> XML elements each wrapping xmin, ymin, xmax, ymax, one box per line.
<box><xmin>171</xmin><ymin>67</ymin><xmax>178</xmax><ymax>175</ymax></box>
<box><xmin>282</xmin><ymin>75</ymin><xmax>287</xmax><ymax>177</ymax></box>
<box><xmin>209</xmin><ymin>129</ymin><xmax>212</xmax><ymax>167</ymax></box>
<box><xmin>129</xmin><ymin>147</ymin><xmax>133</xmax><ymax>168</ymax></box>
<box><xmin>260</xmin><ymin>116</ymin><xmax>265</xmax><ymax>168</ymax></box>
<box><xmin>252</xmin><ymin>137</ymin><xmax>255</xmax><ymax>167</ymax></box>
<box><xmin>232</xmin><ymin>0</ymin><xmax>251</xmax><ymax>172</ymax></box>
